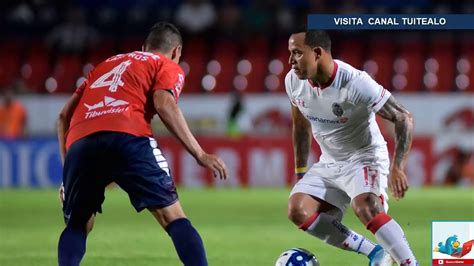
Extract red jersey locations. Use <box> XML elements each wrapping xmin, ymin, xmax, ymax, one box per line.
<box><xmin>66</xmin><ymin>51</ymin><xmax>185</xmax><ymax>148</ymax></box>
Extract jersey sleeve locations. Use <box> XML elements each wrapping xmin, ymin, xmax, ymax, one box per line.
<box><xmin>348</xmin><ymin>72</ymin><xmax>391</xmax><ymax>112</ymax></box>
<box><xmin>152</xmin><ymin>62</ymin><xmax>185</xmax><ymax>103</ymax></box>
<box><xmin>285</xmin><ymin>70</ymin><xmax>298</xmax><ymax>106</ymax></box>
<box><xmin>74</xmin><ymin>75</ymin><xmax>90</xmax><ymax>95</ymax></box>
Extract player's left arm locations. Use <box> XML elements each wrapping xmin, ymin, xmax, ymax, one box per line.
<box><xmin>57</xmin><ymin>92</ymin><xmax>82</xmax><ymax>162</ymax></box>
<box><xmin>57</xmin><ymin>92</ymin><xmax>82</xmax><ymax>205</ymax></box>
<box><xmin>376</xmin><ymin>95</ymin><xmax>414</xmax><ymax>199</ymax></box>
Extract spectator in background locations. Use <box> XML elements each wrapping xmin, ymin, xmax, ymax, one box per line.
<box><xmin>0</xmin><ymin>90</ymin><xmax>27</xmax><ymax>138</ymax></box>
<box><xmin>46</xmin><ymin>7</ymin><xmax>98</xmax><ymax>55</ymax></box>
<box><xmin>242</xmin><ymin>1</ymin><xmax>273</xmax><ymax>34</ymax></box>
<box><xmin>274</xmin><ymin>2</ymin><xmax>295</xmax><ymax>34</ymax></box>
<box><xmin>6</xmin><ymin>1</ymin><xmax>35</xmax><ymax>26</ymax></box>
<box><xmin>444</xmin><ymin>149</ymin><xmax>474</xmax><ymax>186</ymax></box>
<box><xmin>226</xmin><ymin>91</ymin><xmax>244</xmax><ymax>138</ymax></box>
<box><xmin>215</xmin><ymin>0</ymin><xmax>241</xmax><ymax>39</ymax></box>
<box><xmin>175</xmin><ymin>0</ymin><xmax>216</xmax><ymax>35</ymax></box>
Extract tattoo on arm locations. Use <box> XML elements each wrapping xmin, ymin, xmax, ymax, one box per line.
<box><xmin>291</xmin><ymin>106</ymin><xmax>312</xmax><ymax>168</ymax></box>
<box><xmin>377</xmin><ymin>96</ymin><xmax>414</xmax><ymax>169</ymax></box>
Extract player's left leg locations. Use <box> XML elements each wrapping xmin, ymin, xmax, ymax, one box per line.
<box><xmin>347</xmin><ymin>159</ymin><xmax>418</xmax><ymax>266</ymax></box>
<box><xmin>58</xmin><ymin>135</ymin><xmax>109</xmax><ymax>266</ymax></box>
<box><xmin>352</xmin><ymin>193</ymin><xmax>417</xmax><ymax>265</ymax></box>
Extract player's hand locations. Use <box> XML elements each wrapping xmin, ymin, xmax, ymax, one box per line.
<box><xmin>196</xmin><ymin>153</ymin><xmax>228</xmax><ymax>180</ymax></box>
<box><xmin>388</xmin><ymin>167</ymin><xmax>409</xmax><ymax>200</ymax></box>
<box><xmin>58</xmin><ymin>183</ymin><xmax>65</xmax><ymax>207</ymax></box>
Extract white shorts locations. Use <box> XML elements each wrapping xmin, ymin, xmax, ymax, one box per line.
<box><xmin>290</xmin><ymin>156</ymin><xmax>390</xmax><ymax>218</ymax></box>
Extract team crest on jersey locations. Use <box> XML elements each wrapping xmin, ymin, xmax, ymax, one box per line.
<box><xmin>332</xmin><ymin>103</ymin><xmax>344</xmax><ymax>117</ymax></box>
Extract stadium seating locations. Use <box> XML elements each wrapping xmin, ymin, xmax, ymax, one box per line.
<box><xmin>460</xmin><ymin>37</ymin><xmax>473</xmax><ymax>92</ymax></box>
<box><xmin>241</xmin><ymin>37</ymin><xmax>269</xmax><ymax>93</ymax></box>
<box><xmin>0</xmin><ymin>39</ymin><xmax>25</xmax><ymax>88</ymax></box>
<box><xmin>1</xmin><ymin>35</ymin><xmax>472</xmax><ymax>94</ymax></box>
<box><xmin>86</xmin><ymin>38</ymin><xmax>117</xmax><ymax>67</ymax></box>
<box><xmin>209</xmin><ymin>39</ymin><xmax>239</xmax><ymax>93</ymax></box>
<box><xmin>0</xmin><ymin>52</ymin><xmax>21</xmax><ymax>88</ymax></box>
<box><xmin>21</xmin><ymin>42</ymin><xmax>51</xmax><ymax>93</ymax></box>
<box><xmin>395</xmin><ymin>40</ymin><xmax>425</xmax><ymax>92</ymax></box>
<box><xmin>51</xmin><ymin>55</ymin><xmax>83</xmax><ymax>93</ymax></box>
<box><xmin>333</xmin><ymin>39</ymin><xmax>364</xmax><ymax>70</ymax></box>
<box><xmin>271</xmin><ymin>39</ymin><xmax>291</xmax><ymax>93</ymax></box>
<box><xmin>120</xmin><ymin>37</ymin><xmax>144</xmax><ymax>53</ymax></box>
<box><xmin>428</xmin><ymin>37</ymin><xmax>455</xmax><ymax>92</ymax></box>
<box><xmin>366</xmin><ymin>38</ymin><xmax>395</xmax><ymax>89</ymax></box>
<box><xmin>181</xmin><ymin>37</ymin><xmax>208</xmax><ymax>93</ymax></box>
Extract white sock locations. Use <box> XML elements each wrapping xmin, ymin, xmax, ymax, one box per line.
<box><xmin>300</xmin><ymin>212</ymin><xmax>376</xmax><ymax>256</ymax></box>
<box><xmin>367</xmin><ymin>213</ymin><xmax>417</xmax><ymax>265</ymax></box>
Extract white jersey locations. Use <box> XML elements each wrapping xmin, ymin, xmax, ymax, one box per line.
<box><xmin>285</xmin><ymin>59</ymin><xmax>391</xmax><ymax>163</ymax></box>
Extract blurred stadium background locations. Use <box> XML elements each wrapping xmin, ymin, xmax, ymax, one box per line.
<box><xmin>0</xmin><ymin>0</ymin><xmax>473</xmax><ymax>265</ymax></box>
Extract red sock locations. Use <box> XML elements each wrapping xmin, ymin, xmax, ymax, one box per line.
<box><xmin>366</xmin><ymin>213</ymin><xmax>392</xmax><ymax>234</ymax></box>
<box><xmin>367</xmin><ymin>213</ymin><xmax>417</xmax><ymax>265</ymax></box>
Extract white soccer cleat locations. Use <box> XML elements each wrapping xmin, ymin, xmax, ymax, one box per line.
<box><xmin>381</xmin><ymin>251</ymin><xmax>396</xmax><ymax>266</ymax></box>
<box><xmin>368</xmin><ymin>245</ymin><xmax>395</xmax><ymax>266</ymax></box>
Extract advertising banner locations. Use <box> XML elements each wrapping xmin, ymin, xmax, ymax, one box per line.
<box><xmin>1</xmin><ymin>135</ymin><xmax>465</xmax><ymax>188</ymax></box>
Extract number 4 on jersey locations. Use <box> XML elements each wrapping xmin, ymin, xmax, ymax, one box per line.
<box><xmin>90</xmin><ymin>60</ymin><xmax>132</xmax><ymax>92</ymax></box>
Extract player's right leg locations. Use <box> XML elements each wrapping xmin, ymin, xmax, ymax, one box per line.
<box><xmin>148</xmin><ymin>201</ymin><xmax>207</xmax><ymax>266</ymax></box>
<box><xmin>288</xmin><ymin>192</ymin><xmax>380</xmax><ymax>258</ymax></box>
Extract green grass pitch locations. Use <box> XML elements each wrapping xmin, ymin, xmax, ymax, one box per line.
<box><xmin>1</xmin><ymin>187</ymin><xmax>473</xmax><ymax>265</ymax></box>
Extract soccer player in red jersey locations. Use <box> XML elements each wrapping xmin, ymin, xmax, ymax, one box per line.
<box><xmin>56</xmin><ymin>22</ymin><xmax>228</xmax><ymax>266</ymax></box>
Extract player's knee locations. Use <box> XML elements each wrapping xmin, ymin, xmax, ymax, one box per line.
<box><xmin>352</xmin><ymin>194</ymin><xmax>384</xmax><ymax>224</ymax></box>
<box><xmin>85</xmin><ymin>224</ymin><xmax>93</xmax><ymax>235</ymax></box>
<box><xmin>85</xmin><ymin>216</ymin><xmax>95</xmax><ymax>235</ymax></box>
<box><xmin>287</xmin><ymin>203</ymin><xmax>310</xmax><ymax>226</ymax></box>
<box><xmin>148</xmin><ymin>202</ymin><xmax>187</xmax><ymax>228</ymax></box>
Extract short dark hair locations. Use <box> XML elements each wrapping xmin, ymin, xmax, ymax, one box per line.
<box><xmin>293</xmin><ymin>25</ymin><xmax>332</xmax><ymax>52</ymax></box>
<box><xmin>305</xmin><ymin>30</ymin><xmax>331</xmax><ymax>52</ymax></box>
<box><xmin>144</xmin><ymin>22</ymin><xmax>182</xmax><ymax>52</ymax></box>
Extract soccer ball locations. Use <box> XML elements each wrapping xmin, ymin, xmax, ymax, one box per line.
<box><xmin>275</xmin><ymin>248</ymin><xmax>320</xmax><ymax>266</ymax></box>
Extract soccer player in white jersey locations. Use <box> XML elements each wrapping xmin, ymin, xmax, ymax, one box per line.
<box><xmin>285</xmin><ymin>29</ymin><xmax>418</xmax><ymax>266</ymax></box>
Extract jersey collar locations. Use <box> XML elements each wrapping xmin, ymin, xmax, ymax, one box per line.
<box><xmin>307</xmin><ymin>61</ymin><xmax>338</xmax><ymax>90</ymax></box>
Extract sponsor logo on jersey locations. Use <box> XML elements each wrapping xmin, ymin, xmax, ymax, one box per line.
<box><xmin>306</xmin><ymin>114</ymin><xmax>347</xmax><ymax>124</ymax></box>
<box><xmin>339</xmin><ymin>117</ymin><xmax>348</xmax><ymax>123</ymax></box>
<box><xmin>84</xmin><ymin>96</ymin><xmax>129</xmax><ymax>119</ymax></box>
<box><xmin>305</xmin><ymin>114</ymin><xmax>348</xmax><ymax>124</ymax></box>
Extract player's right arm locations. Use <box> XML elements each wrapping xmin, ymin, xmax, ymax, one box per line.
<box><xmin>291</xmin><ymin>105</ymin><xmax>312</xmax><ymax>178</ymax></box>
<box><xmin>285</xmin><ymin>70</ymin><xmax>311</xmax><ymax>178</ymax></box>
<box><xmin>153</xmin><ymin>90</ymin><xmax>228</xmax><ymax>180</ymax></box>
